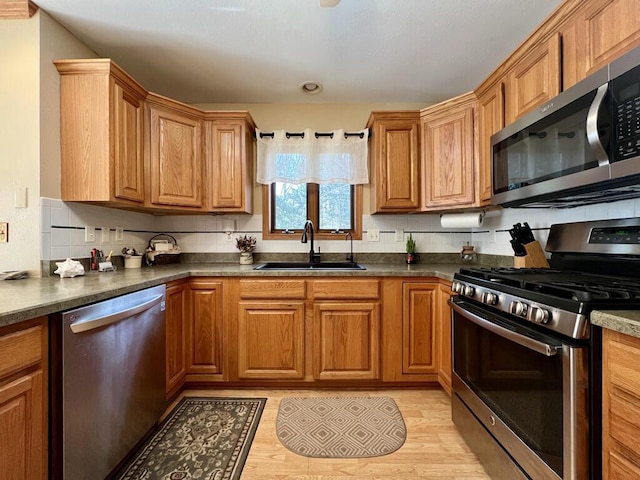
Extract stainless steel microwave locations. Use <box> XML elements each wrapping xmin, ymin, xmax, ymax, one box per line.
<box><xmin>491</xmin><ymin>45</ymin><xmax>640</xmax><ymax>208</ymax></box>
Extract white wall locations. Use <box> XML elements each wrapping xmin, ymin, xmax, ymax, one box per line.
<box><xmin>0</xmin><ymin>13</ymin><xmax>41</xmax><ymax>274</ymax></box>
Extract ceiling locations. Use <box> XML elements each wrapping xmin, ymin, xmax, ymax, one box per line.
<box><xmin>36</xmin><ymin>0</ymin><xmax>563</xmax><ymax>105</ymax></box>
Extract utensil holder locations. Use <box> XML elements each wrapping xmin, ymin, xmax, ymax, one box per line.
<box><xmin>514</xmin><ymin>241</ymin><xmax>550</xmax><ymax>268</ymax></box>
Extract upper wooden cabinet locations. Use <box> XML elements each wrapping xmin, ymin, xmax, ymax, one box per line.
<box><xmin>146</xmin><ymin>94</ymin><xmax>204</xmax><ymax>210</ymax></box>
<box><xmin>421</xmin><ymin>93</ymin><xmax>478</xmax><ymax>210</ymax></box>
<box><xmin>476</xmin><ymin>81</ymin><xmax>504</xmax><ymax>204</ymax></box>
<box><xmin>55</xmin><ymin>59</ymin><xmax>147</xmax><ymax>207</ymax></box>
<box><xmin>56</xmin><ymin>59</ymin><xmax>256</xmax><ymax>214</ymax></box>
<box><xmin>563</xmin><ymin>0</ymin><xmax>640</xmax><ymax>89</ymax></box>
<box><xmin>504</xmin><ymin>33</ymin><xmax>561</xmax><ymax>125</ymax></box>
<box><xmin>367</xmin><ymin>111</ymin><xmax>421</xmax><ymax>213</ymax></box>
<box><xmin>204</xmin><ymin>112</ymin><xmax>256</xmax><ymax>213</ymax></box>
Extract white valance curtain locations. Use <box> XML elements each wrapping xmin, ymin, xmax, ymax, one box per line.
<box><xmin>256</xmin><ymin>128</ymin><xmax>369</xmax><ymax>185</ymax></box>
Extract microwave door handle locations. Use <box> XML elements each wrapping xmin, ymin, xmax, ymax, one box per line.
<box><xmin>586</xmin><ymin>83</ymin><xmax>610</xmax><ymax>167</ymax></box>
<box><xmin>449</xmin><ymin>300</ymin><xmax>559</xmax><ymax>356</ymax></box>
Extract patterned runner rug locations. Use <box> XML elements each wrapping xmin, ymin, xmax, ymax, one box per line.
<box><xmin>115</xmin><ymin>397</ymin><xmax>266</xmax><ymax>480</ymax></box>
<box><xmin>276</xmin><ymin>397</ymin><xmax>406</xmax><ymax>458</ymax></box>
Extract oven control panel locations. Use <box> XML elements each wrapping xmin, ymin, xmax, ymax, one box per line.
<box><xmin>451</xmin><ymin>280</ymin><xmax>588</xmax><ymax>339</ymax></box>
<box><xmin>589</xmin><ymin>226</ymin><xmax>640</xmax><ymax>244</ymax></box>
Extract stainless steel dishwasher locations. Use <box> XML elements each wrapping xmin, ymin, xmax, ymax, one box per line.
<box><xmin>51</xmin><ymin>284</ymin><xmax>167</xmax><ymax>480</ymax></box>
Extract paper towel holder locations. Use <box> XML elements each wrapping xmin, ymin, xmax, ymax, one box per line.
<box><xmin>439</xmin><ymin>210</ymin><xmax>485</xmax><ymax>229</ymax></box>
<box><xmin>439</xmin><ymin>210</ymin><xmax>485</xmax><ymax>221</ymax></box>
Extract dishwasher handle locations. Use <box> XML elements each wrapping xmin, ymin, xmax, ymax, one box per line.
<box><xmin>69</xmin><ymin>294</ymin><xmax>164</xmax><ymax>334</ymax></box>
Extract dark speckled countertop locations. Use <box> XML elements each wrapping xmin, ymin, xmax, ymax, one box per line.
<box><xmin>0</xmin><ymin>262</ymin><xmax>465</xmax><ymax>328</ymax></box>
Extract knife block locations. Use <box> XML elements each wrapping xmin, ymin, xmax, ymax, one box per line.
<box><xmin>513</xmin><ymin>241</ymin><xmax>550</xmax><ymax>268</ymax></box>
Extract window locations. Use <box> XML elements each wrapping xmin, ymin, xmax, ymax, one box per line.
<box><xmin>262</xmin><ymin>182</ymin><xmax>362</xmax><ymax>240</ymax></box>
<box><xmin>257</xmin><ymin>128</ymin><xmax>367</xmax><ymax>240</ymax></box>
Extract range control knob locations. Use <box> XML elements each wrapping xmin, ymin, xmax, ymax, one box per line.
<box><xmin>482</xmin><ymin>292</ymin><xmax>498</xmax><ymax>305</ymax></box>
<box><xmin>463</xmin><ymin>285</ymin><xmax>475</xmax><ymax>297</ymax></box>
<box><xmin>452</xmin><ymin>281</ymin><xmax>463</xmax><ymax>293</ymax></box>
<box><xmin>531</xmin><ymin>307</ymin><xmax>550</xmax><ymax>324</ymax></box>
<box><xmin>510</xmin><ymin>301</ymin><xmax>527</xmax><ymax>316</ymax></box>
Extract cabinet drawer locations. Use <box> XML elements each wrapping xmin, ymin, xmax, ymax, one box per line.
<box><xmin>312</xmin><ymin>280</ymin><xmax>380</xmax><ymax>300</ymax></box>
<box><xmin>239</xmin><ymin>279</ymin><xmax>306</xmax><ymax>299</ymax></box>
<box><xmin>0</xmin><ymin>326</ymin><xmax>42</xmax><ymax>380</ymax></box>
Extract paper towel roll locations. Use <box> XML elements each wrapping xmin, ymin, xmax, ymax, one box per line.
<box><xmin>440</xmin><ymin>212</ymin><xmax>484</xmax><ymax>229</ymax></box>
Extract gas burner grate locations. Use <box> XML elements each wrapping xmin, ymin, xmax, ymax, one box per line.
<box><xmin>528</xmin><ymin>280</ymin><xmax>640</xmax><ymax>302</ymax></box>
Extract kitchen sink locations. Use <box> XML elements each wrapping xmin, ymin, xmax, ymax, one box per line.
<box><xmin>254</xmin><ymin>261</ymin><xmax>366</xmax><ymax>270</ymax></box>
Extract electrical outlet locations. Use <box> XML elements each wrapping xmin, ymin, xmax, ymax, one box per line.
<box><xmin>0</xmin><ymin>222</ymin><xmax>8</xmax><ymax>243</ymax></box>
<box><xmin>85</xmin><ymin>225</ymin><xmax>96</xmax><ymax>243</ymax></box>
<box><xmin>367</xmin><ymin>229</ymin><xmax>380</xmax><ymax>242</ymax></box>
<box><xmin>225</xmin><ymin>232</ymin><xmax>233</xmax><ymax>241</ymax></box>
<box><xmin>489</xmin><ymin>229</ymin><xmax>497</xmax><ymax>243</ymax></box>
<box><xmin>101</xmin><ymin>226</ymin><xmax>110</xmax><ymax>244</ymax></box>
<box><xmin>115</xmin><ymin>226</ymin><xmax>124</xmax><ymax>242</ymax></box>
<box><xmin>394</xmin><ymin>229</ymin><xmax>404</xmax><ymax>242</ymax></box>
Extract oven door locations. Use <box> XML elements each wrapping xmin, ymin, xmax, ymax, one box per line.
<box><xmin>450</xmin><ymin>298</ymin><xmax>589</xmax><ymax>480</ymax></box>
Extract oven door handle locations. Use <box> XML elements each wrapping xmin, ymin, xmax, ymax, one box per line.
<box><xmin>449</xmin><ymin>301</ymin><xmax>559</xmax><ymax>356</ymax></box>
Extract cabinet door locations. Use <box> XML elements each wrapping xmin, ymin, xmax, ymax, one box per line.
<box><xmin>112</xmin><ymin>79</ymin><xmax>144</xmax><ymax>203</ymax></box>
<box><xmin>0</xmin><ymin>371</ymin><xmax>45</xmax><ymax>480</ymax></box>
<box><xmin>237</xmin><ymin>301</ymin><xmax>305</xmax><ymax>379</ymax></box>
<box><xmin>581</xmin><ymin>0</ymin><xmax>640</xmax><ymax>76</ymax></box>
<box><xmin>602</xmin><ymin>329</ymin><xmax>640</xmax><ymax>479</ymax></box>
<box><xmin>368</xmin><ymin>113</ymin><xmax>420</xmax><ymax>212</ymax></box>
<box><xmin>422</xmin><ymin>103</ymin><xmax>476</xmax><ymax>208</ymax></box>
<box><xmin>477</xmin><ymin>82</ymin><xmax>504</xmax><ymax>203</ymax></box>
<box><xmin>187</xmin><ymin>281</ymin><xmax>223</xmax><ymax>376</ymax></box>
<box><xmin>149</xmin><ymin>103</ymin><xmax>203</xmax><ymax>208</ymax></box>
<box><xmin>313</xmin><ymin>302</ymin><xmax>380</xmax><ymax>380</ymax></box>
<box><xmin>505</xmin><ymin>33</ymin><xmax>561</xmax><ymax>125</ymax></box>
<box><xmin>402</xmin><ymin>283</ymin><xmax>437</xmax><ymax>375</ymax></box>
<box><xmin>206</xmin><ymin>121</ymin><xmax>252</xmax><ymax>213</ymax></box>
<box><xmin>165</xmin><ymin>281</ymin><xmax>187</xmax><ymax>397</ymax></box>
<box><xmin>437</xmin><ymin>284</ymin><xmax>454</xmax><ymax>395</ymax></box>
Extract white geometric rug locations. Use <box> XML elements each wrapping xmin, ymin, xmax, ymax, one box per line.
<box><xmin>276</xmin><ymin>397</ymin><xmax>406</xmax><ymax>458</ymax></box>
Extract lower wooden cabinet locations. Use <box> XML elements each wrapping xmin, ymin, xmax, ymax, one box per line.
<box><xmin>402</xmin><ymin>283</ymin><xmax>437</xmax><ymax>375</ymax></box>
<box><xmin>237</xmin><ymin>301</ymin><xmax>305</xmax><ymax>379</ymax></box>
<box><xmin>0</xmin><ymin>318</ymin><xmax>47</xmax><ymax>480</ymax></box>
<box><xmin>186</xmin><ymin>279</ymin><xmax>224</xmax><ymax>381</ymax></box>
<box><xmin>437</xmin><ymin>283</ymin><xmax>454</xmax><ymax>395</ymax></box>
<box><xmin>165</xmin><ymin>280</ymin><xmax>187</xmax><ymax>398</ymax></box>
<box><xmin>602</xmin><ymin>328</ymin><xmax>640</xmax><ymax>479</ymax></box>
<box><xmin>313</xmin><ymin>302</ymin><xmax>381</xmax><ymax>380</ymax></box>
<box><xmin>174</xmin><ymin>276</ymin><xmax>452</xmax><ymax>389</ymax></box>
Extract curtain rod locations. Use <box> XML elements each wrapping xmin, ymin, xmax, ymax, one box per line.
<box><xmin>255</xmin><ymin>130</ymin><xmax>369</xmax><ymax>139</ymax></box>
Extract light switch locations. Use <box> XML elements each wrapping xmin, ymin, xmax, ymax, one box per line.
<box><xmin>367</xmin><ymin>229</ymin><xmax>380</xmax><ymax>242</ymax></box>
<box><xmin>85</xmin><ymin>226</ymin><xmax>96</xmax><ymax>243</ymax></box>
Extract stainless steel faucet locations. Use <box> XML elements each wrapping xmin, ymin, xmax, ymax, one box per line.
<box><xmin>301</xmin><ymin>220</ymin><xmax>320</xmax><ymax>263</ymax></box>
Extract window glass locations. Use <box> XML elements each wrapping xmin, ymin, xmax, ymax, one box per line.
<box><xmin>274</xmin><ymin>182</ymin><xmax>307</xmax><ymax>230</ymax></box>
<box><xmin>319</xmin><ymin>183</ymin><xmax>352</xmax><ymax>231</ymax></box>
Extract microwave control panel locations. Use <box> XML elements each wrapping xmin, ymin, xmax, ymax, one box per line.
<box><xmin>613</xmin><ymin>64</ymin><xmax>640</xmax><ymax>161</ymax></box>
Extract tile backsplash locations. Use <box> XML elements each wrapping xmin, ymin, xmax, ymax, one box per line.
<box><xmin>41</xmin><ymin>196</ymin><xmax>640</xmax><ymax>268</ymax></box>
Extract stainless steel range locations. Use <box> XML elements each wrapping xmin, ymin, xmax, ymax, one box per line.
<box><xmin>450</xmin><ymin>217</ymin><xmax>640</xmax><ymax>480</ymax></box>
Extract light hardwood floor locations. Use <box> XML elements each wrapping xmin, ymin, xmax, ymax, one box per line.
<box><xmin>174</xmin><ymin>387</ymin><xmax>490</xmax><ymax>480</ymax></box>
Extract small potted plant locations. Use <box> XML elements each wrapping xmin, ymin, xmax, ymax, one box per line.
<box><xmin>405</xmin><ymin>233</ymin><xmax>417</xmax><ymax>264</ymax></box>
<box><xmin>235</xmin><ymin>235</ymin><xmax>257</xmax><ymax>265</ymax></box>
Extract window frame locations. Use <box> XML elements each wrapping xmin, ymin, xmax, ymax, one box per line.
<box><xmin>261</xmin><ymin>183</ymin><xmax>363</xmax><ymax>240</ymax></box>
